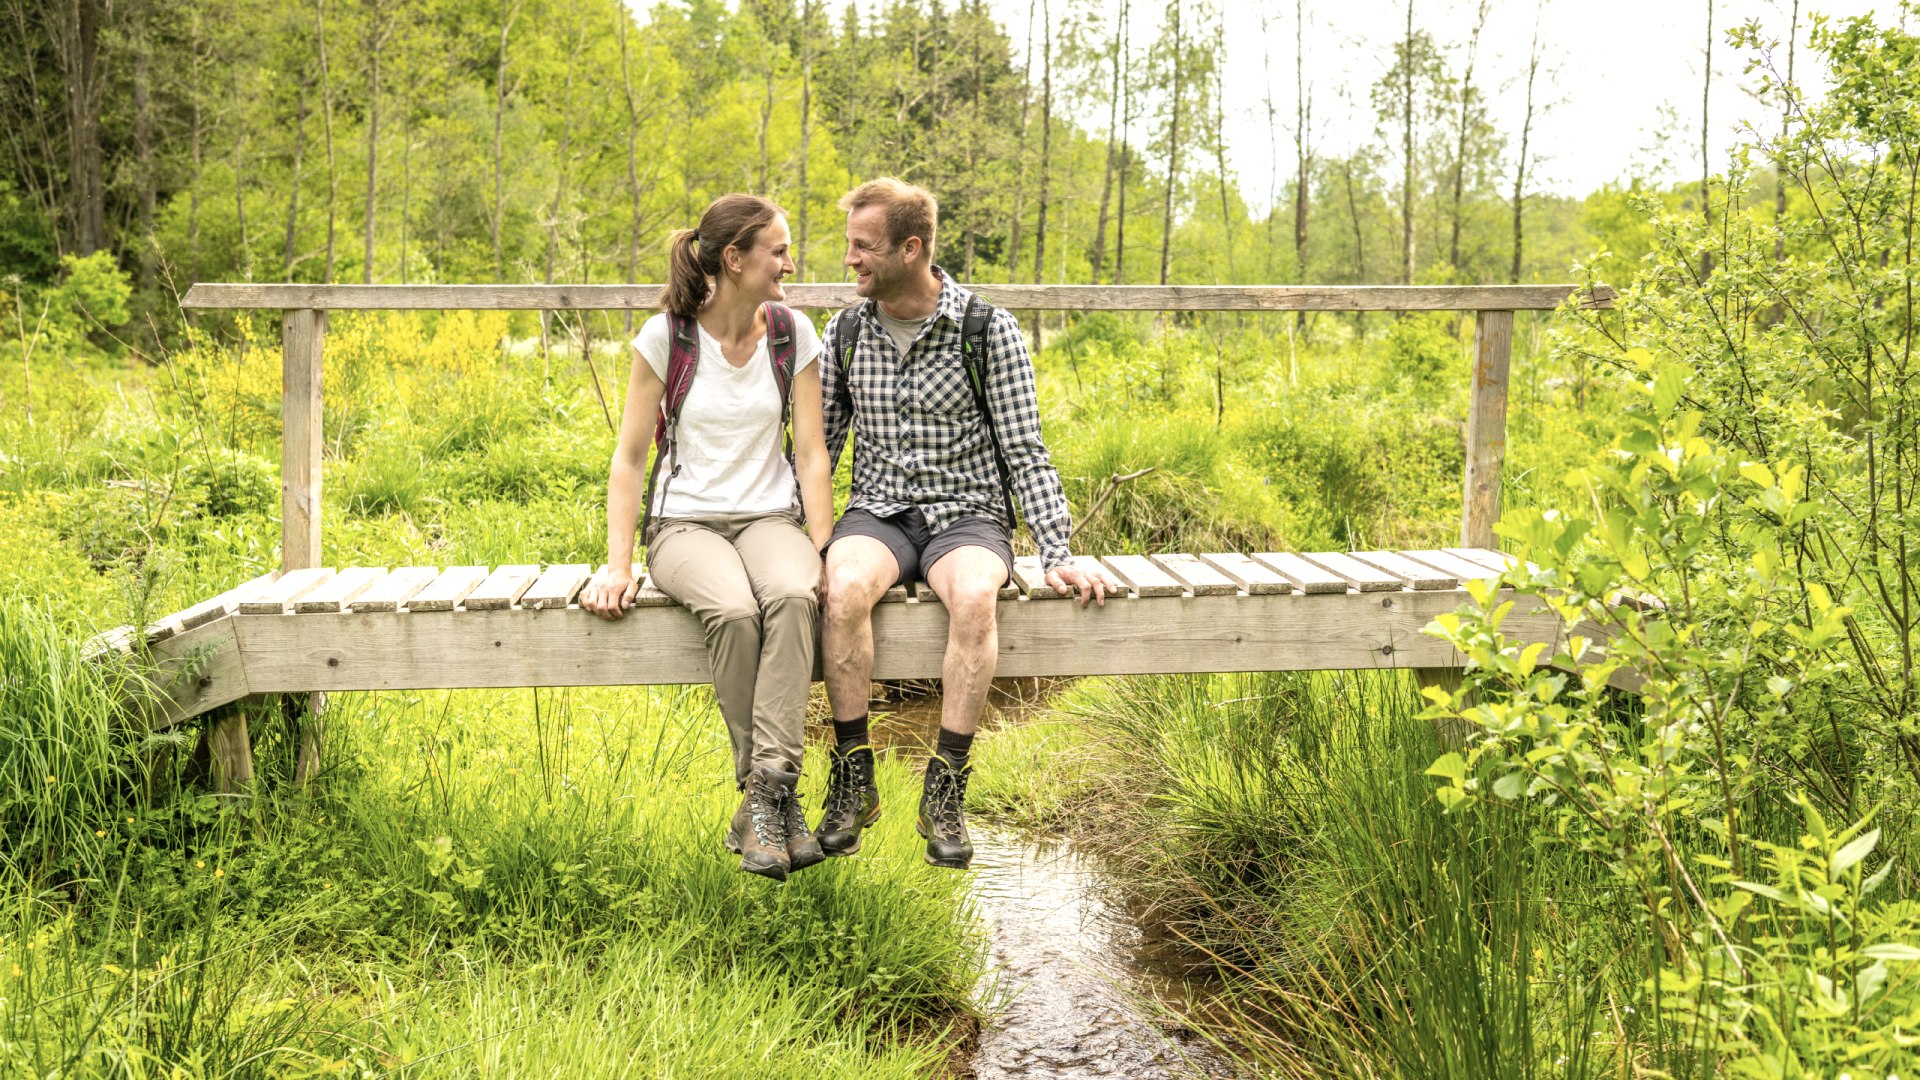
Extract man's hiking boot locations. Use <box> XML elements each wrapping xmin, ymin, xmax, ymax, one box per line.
<box><xmin>784</xmin><ymin>781</ymin><xmax>827</xmax><ymax>872</ymax></box>
<box><xmin>915</xmin><ymin>754</ymin><xmax>973</xmax><ymax>870</ymax></box>
<box><xmin>734</xmin><ymin>765</ymin><xmax>797</xmax><ymax>881</ymax></box>
<box><xmin>817</xmin><ymin>744</ymin><xmax>880</xmax><ymax>856</ymax></box>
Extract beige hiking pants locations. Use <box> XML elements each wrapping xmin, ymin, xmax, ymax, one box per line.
<box><xmin>646</xmin><ymin>511</ymin><xmax>821</xmax><ymax>786</ymax></box>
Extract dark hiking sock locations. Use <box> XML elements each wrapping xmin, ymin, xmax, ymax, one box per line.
<box><xmin>934</xmin><ymin>727</ymin><xmax>975</xmax><ymax>771</ymax></box>
<box><xmin>833</xmin><ymin>715</ymin><xmax>869</xmax><ymax>750</ymax></box>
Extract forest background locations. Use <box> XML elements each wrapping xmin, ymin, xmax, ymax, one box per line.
<box><xmin>1</xmin><ymin>0</ymin><xmax>1797</xmax><ymax>322</ymax></box>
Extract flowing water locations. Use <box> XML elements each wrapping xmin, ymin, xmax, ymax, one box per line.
<box><xmin>867</xmin><ymin>692</ymin><xmax>1239</xmax><ymax>1079</ymax></box>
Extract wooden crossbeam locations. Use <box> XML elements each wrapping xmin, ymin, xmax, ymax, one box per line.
<box><xmin>181</xmin><ymin>282</ymin><xmax>1616</xmax><ymax>312</ymax></box>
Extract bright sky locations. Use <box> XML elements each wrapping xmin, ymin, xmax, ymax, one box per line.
<box><xmin>995</xmin><ymin>0</ymin><xmax>1891</xmax><ymax>208</ymax></box>
<box><xmin>626</xmin><ymin>0</ymin><xmax>1897</xmax><ymax>209</ymax></box>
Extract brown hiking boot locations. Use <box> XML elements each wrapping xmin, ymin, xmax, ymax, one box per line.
<box><xmin>734</xmin><ymin>765</ymin><xmax>796</xmax><ymax>881</ymax></box>
<box><xmin>817</xmin><ymin>744</ymin><xmax>880</xmax><ymax>856</ymax></box>
<box><xmin>916</xmin><ymin>754</ymin><xmax>973</xmax><ymax>870</ymax></box>
<box><xmin>784</xmin><ymin>784</ymin><xmax>826</xmax><ymax>872</ymax></box>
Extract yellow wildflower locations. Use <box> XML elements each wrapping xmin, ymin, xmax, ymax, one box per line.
<box><xmin>214</xmin><ymin>868</ymin><xmax>224</xmax><ymax>879</ymax></box>
<box><xmin>194</xmin><ymin>860</ymin><xmax>204</xmax><ymax>869</ymax></box>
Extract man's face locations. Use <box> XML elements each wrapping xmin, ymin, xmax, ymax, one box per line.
<box><xmin>844</xmin><ymin>205</ymin><xmax>913</xmax><ymax>300</ymax></box>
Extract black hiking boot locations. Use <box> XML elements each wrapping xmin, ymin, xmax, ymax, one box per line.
<box><xmin>817</xmin><ymin>744</ymin><xmax>880</xmax><ymax>856</ymax></box>
<box><xmin>734</xmin><ymin>765</ymin><xmax>796</xmax><ymax>881</ymax></box>
<box><xmin>784</xmin><ymin>778</ymin><xmax>827</xmax><ymax>872</ymax></box>
<box><xmin>915</xmin><ymin>754</ymin><xmax>973</xmax><ymax>870</ymax></box>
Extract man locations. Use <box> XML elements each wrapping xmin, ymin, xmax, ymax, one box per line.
<box><xmin>814</xmin><ymin>178</ymin><xmax>1116</xmax><ymax>870</ymax></box>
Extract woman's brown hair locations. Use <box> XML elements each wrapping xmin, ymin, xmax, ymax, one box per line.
<box><xmin>662</xmin><ymin>194</ymin><xmax>786</xmax><ymax>317</ymax></box>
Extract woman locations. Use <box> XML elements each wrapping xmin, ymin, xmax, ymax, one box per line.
<box><xmin>580</xmin><ymin>194</ymin><xmax>833</xmax><ymax>882</ymax></box>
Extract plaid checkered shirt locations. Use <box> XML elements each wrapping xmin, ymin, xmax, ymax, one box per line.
<box><xmin>821</xmin><ymin>268</ymin><xmax>1074</xmax><ymax>571</ymax></box>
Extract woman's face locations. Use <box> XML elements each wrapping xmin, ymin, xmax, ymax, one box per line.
<box><xmin>728</xmin><ymin>215</ymin><xmax>796</xmax><ymax>303</ymax></box>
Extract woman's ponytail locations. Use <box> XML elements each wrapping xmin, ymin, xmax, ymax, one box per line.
<box><xmin>662</xmin><ymin>228</ymin><xmax>709</xmax><ymax>317</ymax></box>
<box><xmin>659</xmin><ymin>195</ymin><xmax>785</xmax><ymax>317</ymax></box>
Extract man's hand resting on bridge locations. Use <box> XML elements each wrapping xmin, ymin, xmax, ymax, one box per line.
<box><xmin>1045</xmin><ymin>562</ymin><xmax>1120</xmax><ymax>608</ymax></box>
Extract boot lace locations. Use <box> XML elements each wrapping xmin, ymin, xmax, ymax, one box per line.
<box><xmin>822</xmin><ymin>749</ymin><xmax>870</xmax><ymax>827</ymax></box>
<box><xmin>925</xmin><ymin>766</ymin><xmax>968</xmax><ymax>838</ymax></box>
<box><xmin>748</xmin><ymin>781</ymin><xmax>789</xmax><ymax>847</ymax></box>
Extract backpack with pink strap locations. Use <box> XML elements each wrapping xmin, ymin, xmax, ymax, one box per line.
<box><xmin>642</xmin><ymin>302</ymin><xmax>800</xmax><ymax>542</ymax></box>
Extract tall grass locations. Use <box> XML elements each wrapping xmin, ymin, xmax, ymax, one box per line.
<box><xmin>972</xmin><ymin>671</ymin><xmax>1627</xmax><ymax>1077</ymax></box>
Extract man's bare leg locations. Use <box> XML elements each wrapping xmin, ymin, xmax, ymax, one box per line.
<box><xmin>925</xmin><ymin>545</ymin><xmax>1009</xmax><ymax>736</ymax></box>
<box><xmin>821</xmin><ymin>536</ymin><xmax>898</xmax><ymax>721</ymax></box>
<box><xmin>816</xmin><ymin>536</ymin><xmax>897</xmax><ymax>857</ymax></box>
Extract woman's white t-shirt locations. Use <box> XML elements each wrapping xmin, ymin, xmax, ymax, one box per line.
<box><xmin>631</xmin><ymin>310</ymin><xmax>822</xmax><ymax>519</ymax></box>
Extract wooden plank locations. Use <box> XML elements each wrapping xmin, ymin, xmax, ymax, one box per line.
<box><xmin>1011</xmin><ymin>556</ymin><xmax>1064</xmax><ymax>600</ymax></box>
<box><xmin>82</xmin><ymin>625</ymin><xmax>138</xmax><ymax>661</ymax></box>
<box><xmin>293</xmin><ymin>566</ymin><xmax>387</xmax><ymax>613</ymax></box>
<box><xmin>1445</xmin><ymin>547</ymin><xmax>1518</xmax><ymax>575</ymax></box>
<box><xmin>1101</xmin><ymin>555</ymin><xmax>1185</xmax><ymax>597</ymax></box>
<box><xmin>1403</xmin><ymin>549</ymin><xmax>1509</xmax><ymax>585</ymax></box>
<box><xmin>1351</xmin><ymin>551</ymin><xmax>1456</xmax><ymax>591</ymax></box>
<box><xmin>405</xmin><ymin>566</ymin><xmax>490</xmax><ymax>612</ymax></box>
<box><xmin>521</xmin><ymin>563</ymin><xmax>594</xmax><ymax>610</ymax></box>
<box><xmin>633</xmin><ymin>570</ymin><xmax>677</xmax><ymax>607</ymax></box>
<box><xmin>350</xmin><ymin>566</ymin><xmax>440</xmax><ymax>612</ymax></box>
<box><xmin>1251</xmin><ymin>552</ymin><xmax>1351</xmax><ymax>595</ymax></box>
<box><xmin>1196</xmin><ymin>553</ymin><xmax>1292</xmax><ymax>595</ymax></box>
<box><xmin>463</xmin><ymin>564</ymin><xmax>540</xmax><ymax>610</ymax></box>
<box><xmin>909</xmin><ymin>581</ymin><xmax>941</xmax><ymax>604</ymax></box>
<box><xmin>230</xmin><ymin>588</ymin><xmax>1588</xmax><ymax>690</ymax></box>
<box><xmin>282</xmin><ymin>309</ymin><xmax>326</xmax><ymax>572</ymax></box>
<box><xmin>183</xmin><ymin>282</ymin><xmax>1615</xmax><ymax>314</ymax></box>
<box><xmin>177</xmin><ymin>574</ymin><xmax>275</xmax><ymax>631</ymax></box>
<box><xmin>1150</xmin><ymin>553</ymin><xmax>1241</xmax><ymax>596</ymax></box>
<box><xmin>237</xmin><ymin>567</ymin><xmax>336</xmax><ymax>614</ymax></box>
<box><xmin>1461</xmin><ymin>309</ymin><xmax>1515</xmax><ymax>549</ymax></box>
<box><xmin>1297</xmin><ymin>552</ymin><xmax>1402</xmax><ymax>593</ymax></box>
<box><xmin>140</xmin><ymin>619</ymin><xmax>252</xmax><ymax>729</ymax></box>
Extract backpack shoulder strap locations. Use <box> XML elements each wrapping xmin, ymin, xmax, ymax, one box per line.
<box><xmin>763</xmin><ymin>302</ymin><xmax>797</xmax><ymax>421</ymax></box>
<box><xmin>658</xmin><ymin>312</ymin><xmax>702</xmax><ymax>441</ymax></box>
<box><xmin>831</xmin><ymin>302</ymin><xmax>865</xmax><ymax>407</ymax></box>
<box><xmin>956</xmin><ymin>294</ymin><xmax>1018</xmax><ymax>529</ymax></box>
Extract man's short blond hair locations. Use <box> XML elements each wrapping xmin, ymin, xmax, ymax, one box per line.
<box><xmin>840</xmin><ymin>178</ymin><xmax>938</xmax><ymax>257</ymax></box>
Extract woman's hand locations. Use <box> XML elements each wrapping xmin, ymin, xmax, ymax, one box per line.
<box><xmin>580</xmin><ymin>566</ymin><xmax>640</xmax><ymax>620</ymax></box>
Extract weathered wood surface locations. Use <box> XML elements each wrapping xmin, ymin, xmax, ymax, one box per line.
<box><xmin>1353</xmin><ymin>550</ymin><xmax>1457</xmax><ymax>591</ymax></box>
<box><xmin>219</xmin><ymin>586</ymin><xmax>1574</xmax><ymax>690</ymax></box>
<box><xmin>1462</xmin><ymin>309</ymin><xmax>1515</xmax><ymax>550</ymax></box>
<box><xmin>350</xmin><ymin>566</ymin><xmax>440</xmax><ymax>612</ymax></box>
<box><xmin>183</xmin><ymin>282</ymin><xmax>1616</xmax><ymax>313</ymax></box>
<box><xmin>293</xmin><ymin>566</ymin><xmax>386</xmax><ymax>613</ymax></box>
<box><xmin>282</xmin><ymin>309</ymin><xmax>326</xmax><ymax>571</ymax></box>
<box><xmin>464</xmin><ymin>565</ymin><xmax>541</xmax><ymax>610</ymax></box>
<box><xmin>121</xmin><ymin>548</ymin><xmax>1641</xmax><ymax>730</ymax></box>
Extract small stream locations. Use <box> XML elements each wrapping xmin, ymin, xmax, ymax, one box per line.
<box><xmin>868</xmin><ymin>693</ymin><xmax>1239</xmax><ymax>1079</ymax></box>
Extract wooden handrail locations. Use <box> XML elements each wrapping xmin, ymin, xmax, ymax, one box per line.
<box><xmin>182</xmin><ymin>282</ymin><xmax>1614</xmax><ymax>312</ymax></box>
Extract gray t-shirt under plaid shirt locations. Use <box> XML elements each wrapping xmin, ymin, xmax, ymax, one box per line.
<box><xmin>822</xmin><ymin>268</ymin><xmax>1075</xmax><ymax>571</ymax></box>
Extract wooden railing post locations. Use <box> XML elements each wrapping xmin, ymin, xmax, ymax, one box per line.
<box><xmin>1460</xmin><ymin>309</ymin><xmax>1514</xmax><ymax>550</ymax></box>
<box><xmin>282</xmin><ymin>308</ymin><xmax>326</xmax><ymax>571</ymax></box>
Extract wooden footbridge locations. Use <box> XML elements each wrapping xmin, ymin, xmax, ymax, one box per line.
<box><xmin>101</xmin><ymin>281</ymin><xmax>1616</xmax><ymax>792</ymax></box>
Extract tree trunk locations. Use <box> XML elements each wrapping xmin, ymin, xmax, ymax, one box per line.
<box><xmin>1212</xmin><ymin>9</ymin><xmax>1231</xmax><ymax>281</ymax></box>
<box><xmin>492</xmin><ymin>0</ymin><xmax>520</xmax><ymax>278</ymax></box>
<box><xmin>799</xmin><ymin>0</ymin><xmax>815</xmax><ymax>277</ymax></box>
<box><xmin>282</xmin><ymin>70</ymin><xmax>310</xmax><ymax>280</ymax></box>
<box><xmin>316</xmin><ymin>0</ymin><xmax>337</xmax><ymax>282</ymax></box>
<box><xmin>362</xmin><ymin>0</ymin><xmax>383</xmax><ymax>285</ymax></box>
<box><xmin>1293</xmin><ymin>0</ymin><xmax>1310</xmax><ymax>283</ymax></box>
<box><xmin>1032</xmin><ymin>0</ymin><xmax>1051</xmax><ymax>286</ymax></box>
<box><xmin>133</xmin><ymin>5</ymin><xmax>157</xmax><ymax>287</ymax></box>
<box><xmin>1449</xmin><ymin>0</ymin><xmax>1488</xmax><ymax>276</ymax></box>
<box><xmin>620</xmin><ymin>9</ymin><xmax>642</xmax><ymax>327</ymax></box>
<box><xmin>57</xmin><ymin>0</ymin><xmax>106</xmax><ymax>256</ymax></box>
<box><xmin>232</xmin><ymin>123</ymin><xmax>252</xmax><ymax>280</ymax></box>
<box><xmin>1775</xmin><ymin>0</ymin><xmax>1797</xmax><ymax>264</ymax></box>
<box><xmin>1510</xmin><ymin>2</ymin><xmax>1542</xmax><ymax>284</ymax></box>
<box><xmin>1159</xmin><ymin>0</ymin><xmax>1183</xmax><ymax>287</ymax></box>
<box><xmin>1116</xmin><ymin>9</ymin><xmax>1131</xmax><ymax>285</ymax></box>
<box><xmin>1701</xmin><ymin>0</ymin><xmax>1714</xmax><ymax>278</ymax></box>
<box><xmin>399</xmin><ymin>70</ymin><xmax>412</xmax><ymax>283</ymax></box>
<box><xmin>1008</xmin><ymin>0</ymin><xmax>1036</xmax><ymax>283</ymax></box>
<box><xmin>1091</xmin><ymin>0</ymin><xmax>1123</xmax><ymax>283</ymax></box>
<box><xmin>1400</xmin><ymin>0</ymin><xmax>1415</xmax><ymax>285</ymax></box>
<box><xmin>1343</xmin><ymin>155</ymin><xmax>1365</xmax><ymax>280</ymax></box>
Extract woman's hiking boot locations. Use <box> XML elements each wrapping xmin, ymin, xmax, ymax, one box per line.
<box><xmin>734</xmin><ymin>765</ymin><xmax>797</xmax><ymax>881</ymax></box>
<box><xmin>784</xmin><ymin>782</ymin><xmax>827</xmax><ymax>872</ymax></box>
<box><xmin>916</xmin><ymin>754</ymin><xmax>973</xmax><ymax>870</ymax></box>
<box><xmin>817</xmin><ymin>744</ymin><xmax>880</xmax><ymax>856</ymax></box>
